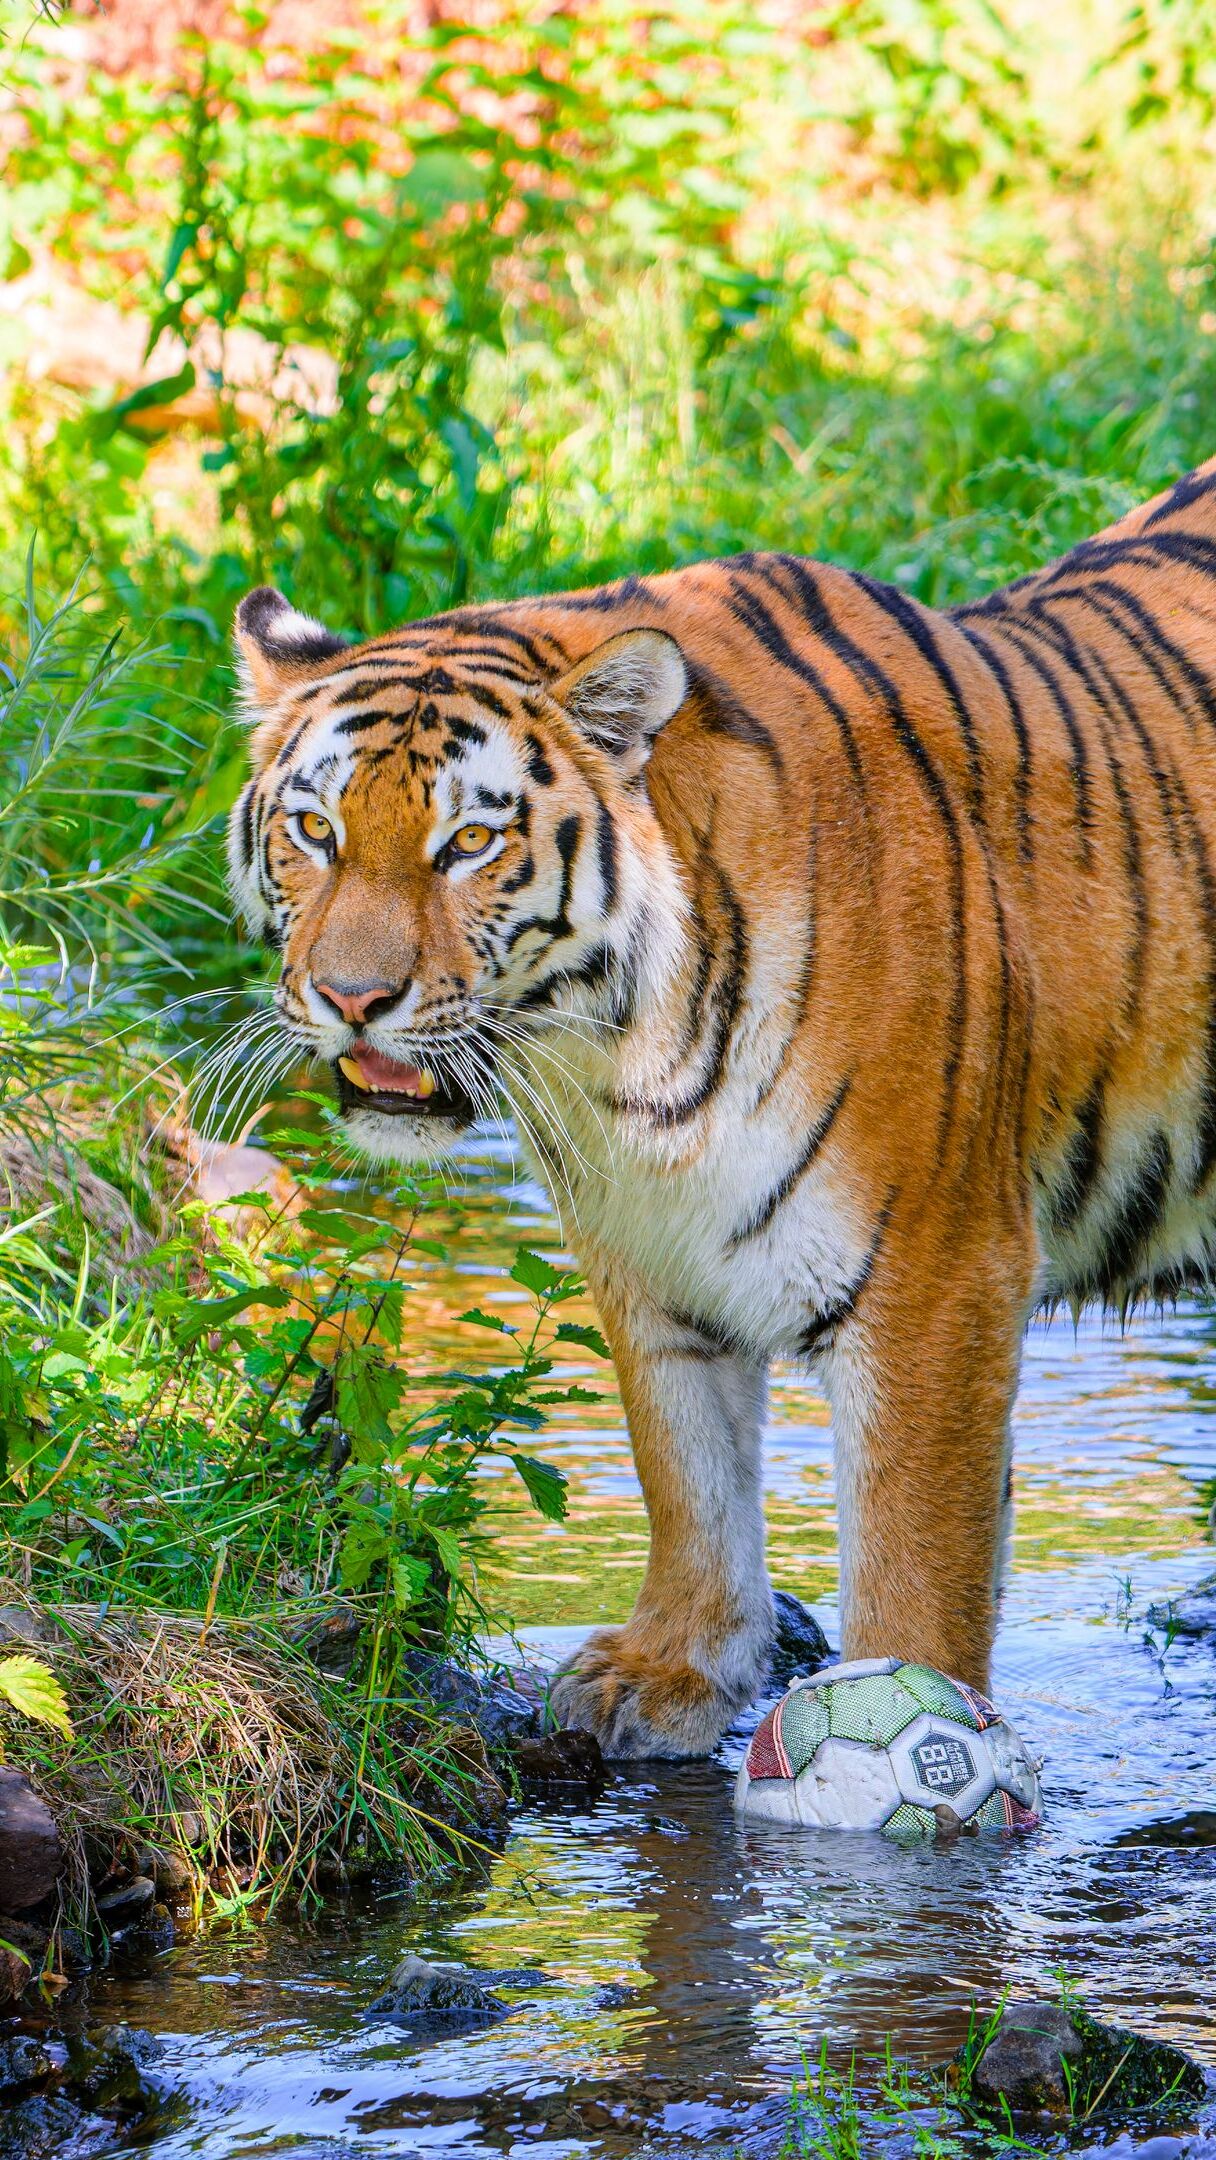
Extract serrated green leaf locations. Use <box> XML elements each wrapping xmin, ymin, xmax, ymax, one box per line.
<box><xmin>509</xmin><ymin>1247</ymin><xmax>565</xmax><ymax>1297</ymax></box>
<box><xmin>458</xmin><ymin>1307</ymin><xmax>517</xmax><ymax>1334</ymax></box>
<box><xmin>428</xmin><ymin>1524</ymin><xmax>464</xmax><ymax>1580</ymax></box>
<box><xmin>0</xmin><ymin>1655</ymin><xmax>73</xmax><ymax>1738</ymax></box>
<box><xmin>510</xmin><ymin>1452</ymin><xmax>568</xmax><ymax>1523</ymax></box>
<box><xmin>554</xmin><ymin>1321</ymin><xmax>612</xmax><ymax>1359</ymax></box>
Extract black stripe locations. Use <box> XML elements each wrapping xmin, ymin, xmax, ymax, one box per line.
<box><xmin>524</xmin><ymin>733</ymin><xmax>556</xmax><ymax>786</ymax></box>
<box><xmin>540</xmin><ymin>573</ymin><xmax>664</xmax><ymax>615</ymax></box>
<box><xmin>951</xmin><ymin>622</ymin><xmax>1034</xmax><ymax>860</ymax></box>
<box><xmin>595</xmin><ymin>796</ymin><xmax>619</xmax><ymax>909</ymax></box>
<box><xmin>978</xmin><ymin>619</ymin><xmax>1094</xmax><ymax>863</ymax></box>
<box><xmin>726</xmin><ymin>1075</ymin><xmax>851</xmax><ymax>1248</ymax></box>
<box><xmin>1095</xmin><ymin>1130</ymin><xmax>1173</xmax><ymax>1294</ymax></box>
<box><xmin>797</xmin><ymin>1198</ymin><xmax>893</xmax><ymax>1357</ymax></box>
<box><xmin>1141</xmin><ymin>465</ymin><xmax>1216</xmax><ymax>528</ymax></box>
<box><xmin>722</xmin><ymin>573</ymin><xmax>868</xmax><ymax>798</ymax></box>
<box><xmin>1017</xmin><ymin>605</ymin><xmax>1148</xmax><ymax>1024</ymax></box>
<box><xmin>685</xmin><ymin>661</ymin><xmax>785</xmax><ymax>776</ymax></box>
<box><xmin>613</xmin><ymin>852</ymin><xmax>749</xmax><ymax>1127</ymax></box>
<box><xmin>852</xmin><ymin>572</ymin><xmax>986</xmax><ymax>818</ymax></box>
<box><xmin>1043</xmin><ymin>578</ymin><xmax>1216</xmax><ymax>736</ymax></box>
<box><xmin>1050</xmin><ymin>1079</ymin><xmax>1106</xmax><ymax>1233</ymax></box>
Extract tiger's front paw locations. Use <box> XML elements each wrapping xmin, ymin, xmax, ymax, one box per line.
<box><xmin>548</xmin><ymin>1623</ymin><xmax>765</xmax><ymax>1760</ymax></box>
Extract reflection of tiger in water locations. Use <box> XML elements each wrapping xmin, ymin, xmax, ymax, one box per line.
<box><xmin>230</xmin><ymin>457</ymin><xmax>1216</xmax><ymax>1757</ymax></box>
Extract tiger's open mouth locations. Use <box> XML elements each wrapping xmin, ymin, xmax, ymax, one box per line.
<box><xmin>334</xmin><ymin>1044</ymin><xmax>479</xmax><ymax>1125</ymax></box>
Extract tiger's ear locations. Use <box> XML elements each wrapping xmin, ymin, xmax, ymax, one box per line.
<box><xmin>551</xmin><ymin>629</ymin><xmax>688</xmax><ymax>776</ymax></box>
<box><xmin>234</xmin><ymin>586</ymin><xmax>350</xmax><ymax>708</ymax></box>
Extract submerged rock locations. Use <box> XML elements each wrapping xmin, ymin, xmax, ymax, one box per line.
<box><xmin>511</xmin><ymin>1728</ymin><xmax>605</xmax><ymax>1797</ymax></box>
<box><xmin>0</xmin><ymin>1769</ymin><xmax>62</xmax><ymax>1912</ymax></box>
<box><xmin>366</xmin><ymin>1953</ymin><xmax>512</xmax><ymax>2031</ymax></box>
<box><xmin>95</xmin><ymin>1875</ymin><xmax>156</xmax><ymax>1933</ymax></box>
<box><xmin>0</xmin><ymin>2037</ymin><xmax>53</xmax><ymax>2099</ymax></box>
<box><xmin>1147</xmin><ymin>1573</ymin><xmax>1216</xmax><ymax>1639</ymax></box>
<box><xmin>958</xmin><ymin>1999</ymin><xmax>1206</xmax><ymax>2117</ymax></box>
<box><xmin>0</xmin><ymin>2025</ymin><xmax>167</xmax><ymax>2160</ymax></box>
<box><xmin>768</xmin><ymin>1592</ymin><xmax>832</xmax><ymax>1686</ymax></box>
<box><xmin>63</xmin><ymin>2024</ymin><xmax>166</xmax><ymax>2109</ymax></box>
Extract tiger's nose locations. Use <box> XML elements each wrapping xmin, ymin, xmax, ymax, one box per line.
<box><xmin>313</xmin><ymin>977</ymin><xmax>409</xmax><ymax>1026</ymax></box>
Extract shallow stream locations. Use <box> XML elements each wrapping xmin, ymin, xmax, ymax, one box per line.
<box><xmin>94</xmin><ymin>1141</ymin><xmax>1216</xmax><ymax>2155</ymax></box>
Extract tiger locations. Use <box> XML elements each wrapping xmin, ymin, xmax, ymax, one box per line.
<box><xmin>229</xmin><ymin>453</ymin><xmax>1216</xmax><ymax>1758</ymax></box>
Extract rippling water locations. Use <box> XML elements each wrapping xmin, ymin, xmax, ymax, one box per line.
<box><xmin>92</xmin><ymin>1141</ymin><xmax>1216</xmax><ymax>2156</ymax></box>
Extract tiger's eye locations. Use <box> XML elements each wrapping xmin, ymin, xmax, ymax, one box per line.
<box><xmin>298</xmin><ymin>810</ymin><xmax>333</xmax><ymax>845</ymax></box>
<box><xmin>452</xmin><ymin>823</ymin><xmax>493</xmax><ymax>856</ymax></box>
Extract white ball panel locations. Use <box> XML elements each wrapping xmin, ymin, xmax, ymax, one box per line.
<box><xmin>790</xmin><ymin>1737</ymin><xmax>903</xmax><ymax>1829</ymax></box>
<box><xmin>984</xmin><ymin>1718</ymin><xmax>1043</xmax><ymax>1810</ymax></box>
<box><xmin>887</xmin><ymin>1712</ymin><xmax>995</xmax><ymax>1819</ymax></box>
<box><xmin>733</xmin><ymin>1762</ymin><xmax>805</xmax><ymax>1826</ymax></box>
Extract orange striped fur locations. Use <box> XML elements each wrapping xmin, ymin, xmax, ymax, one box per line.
<box><xmin>230</xmin><ymin>457</ymin><xmax>1216</xmax><ymax>1755</ymax></box>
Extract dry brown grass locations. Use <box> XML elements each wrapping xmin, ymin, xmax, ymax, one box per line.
<box><xmin>0</xmin><ymin>1591</ymin><xmax>455</xmax><ymax>1923</ymax></box>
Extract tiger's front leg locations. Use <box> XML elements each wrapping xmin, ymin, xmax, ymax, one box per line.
<box><xmin>550</xmin><ymin>1277</ymin><xmax>772</xmax><ymax>1758</ymax></box>
<box><xmin>822</xmin><ymin>1213</ymin><xmax>1037</xmax><ymax>1692</ymax></box>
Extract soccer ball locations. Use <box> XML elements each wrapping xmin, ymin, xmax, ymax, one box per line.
<box><xmin>734</xmin><ymin>1657</ymin><xmax>1041</xmax><ymax>1839</ymax></box>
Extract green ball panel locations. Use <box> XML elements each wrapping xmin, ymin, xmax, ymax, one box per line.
<box><xmin>826</xmin><ymin>1673</ymin><xmax>921</xmax><ymax>1744</ymax></box>
<box><xmin>882</xmin><ymin>1801</ymin><xmax>936</xmax><ymax>1843</ymax></box>
<box><xmin>778</xmin><ymin>1689</ymin><xmax>830</xmax><ymax>1770</ymax></box>
<box><xmin>974</xmin><ymin>1791</ymin><xmax>1009</xmax><ymax>1831</ymax></box>
<box><xmin>897</xmin><ymin>1664</ymin><xmax>980</xmax><ymax>1729</ymax></box>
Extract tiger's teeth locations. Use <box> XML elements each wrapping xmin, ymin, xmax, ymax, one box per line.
<box><xmin>416</xmin><ymin>1070</ymin><xmax>436</xmax><ymax>1098</ymax></box>
<box><xmin>338</xmin><ymin>1056</ymin><xmax>371</xmax><ymax>1092</ymax></box>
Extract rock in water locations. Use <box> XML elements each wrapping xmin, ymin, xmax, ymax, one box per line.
<box><xmin>367</xmin><ymin>1954</ymin><xmax>511</xmax><ymax>2031</ymax></box>
<box><xmin>768</xmin><ymin>1592</ymin><xmax>832</xmax><ymax>1686</ymax></box>
<box><xmin>1147</xmin><ymin>1572</ymin><xmax>1216</xmax><ymax>1639</ymax></box>
<box><xmin>959</xmin><ymin>1999</ymin><xmax>1205</xmax><ymax>2116</ymax></box>
<box><xmin>0</xmin><ymin>1769</ymin><xmax>61</xmax><ymax>1912</ymax></box>
<box><xmin>511</xmin><ymin>1729</ymin><xmax>605</xmax><ymax>1797</ymax></box>
<box><xmin>95</xmin><ymin>1876</ymin><xmax>156</xmax><ymax>1933</ymax></box>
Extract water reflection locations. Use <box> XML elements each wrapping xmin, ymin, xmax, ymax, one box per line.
<box><xmin>88</xmin><ymin>1137</ymin><xmax>1216</xmax><ymax>2156</ymax></box>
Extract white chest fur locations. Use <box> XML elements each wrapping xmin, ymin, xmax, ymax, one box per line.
<box><xmin>509</xmin><ymin>1029</ymin><xmax>864</xmax><ymax>1362</ymax></box>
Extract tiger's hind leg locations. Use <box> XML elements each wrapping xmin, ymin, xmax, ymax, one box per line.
<box><xmin>549</xmin><ymin>1272</ymin><xmax>772</xmax><ymax>1758</ymax></box>
<box><xmin>820</xmin><ymin>1209</ymin><xmax>1037</xmax><ymax>1693</ymax></box>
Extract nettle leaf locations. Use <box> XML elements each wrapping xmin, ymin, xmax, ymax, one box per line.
<box><xmin>458</xmin><ymin>1308</ymin><xmax>518</xmax><ymax>1335</ymax></box>
<box><xmin>375</xmin><ymin>1285</ymin><xmax>406</xmax><ymax>1349</ymax></box>
<box><xmin>510</xmin><ymin>1453</ymin><xmax>568</xmax><ymax>1523</ymax></box>
<box><xmin>554</xmin><ymin>1321</ymin><xmax>612</xmax><ymax>1359</ymax></box>
<box><xmin>390</xmin><ymin>1553</ymin><xmax>432</xmax><ymax>1611</ymax></box>
<box><xmin>428</xmin><ymin>1524</ymin><xmax>464</xmax><ymax>1581</ymax></box>
<box><xmin>339</xmin><ymin>1516</ymin><xmax>392</xmax><ymax>1589</ymax></box>
<box><xmin>172</xmin><ymin>1286</ymin><xmax>291</xmax><ymax>1346</ymax></box>
<box><xmin>509</xmin><ymin>1248</ymin><xmax>565</xmax><ymax>1297</ymax></box>
<box><xmin>336</xmin><ymin>1349</ymin><xmax>408</xmax><ymax>1451</ymax></box>
<box><xmin>0</xmin><ymin>1655</ymin><xmax>73</xmax><ymax>1739</ymax></box>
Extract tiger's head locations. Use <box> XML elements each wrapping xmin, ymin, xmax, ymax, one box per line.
<box><xmin>226</xmin><ymin>587</ymin><xmax>689</xmax><ymax>1161</ymax></box>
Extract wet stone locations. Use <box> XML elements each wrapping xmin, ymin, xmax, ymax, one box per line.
<box><xmin>768</xmin><ymin>1591</ymin><xmax>832</xmax><ymax>1687</ymax></box>
<box><xmin>95</xmin><ymin>1874</ymin><xmax>156</xmax><ymax>1932</ymax></box>
<box><xmin>63</xmin><ymin>2023</ymin><xmax>166</xmax><ymax>2108</ymax></box>
<box><xmin>0</xmin><ymin>1769</ymin><xmax>62</xmax><ymax>1912</ymax></box>
<box><xmin>961</xmin><ymin>2000</ymin><xmax>1206</xmax><ymax>2117</ymax></box>
<box><xmin>0</xmin><ymin>2090</ymin><xmax>112</xmax><ymax>2160</ymax></box>
<box><xmin>404</xmin><ymin>1653</ymin><xmax>539</xmax><ymax>1746</ymax></box>
<box><xmin>511</xmin><ymin>1728</ymin><xmax>605</xmax><ymax>1796</ymax></box>
<box><xmin>0</xmin><ymin>2036</ymin><xmax>53</xmax><ymax>2098</ymax></box>
<box><xmin>1147</xmin><ymin>1573</ymin><xmax>1216</xmax><ymax>1639</ymax></box>
<box><xmin>366</xmin><ymin>1953</ymin><xmax>512</xmax><ymax>2032</ymax></box>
